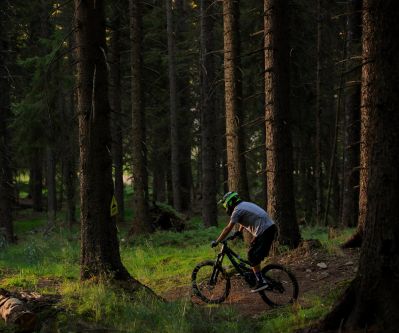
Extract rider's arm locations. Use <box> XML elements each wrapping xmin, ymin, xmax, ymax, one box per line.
<box><xmin>215</xmin><ymin>221</ymin><xmax>235</xmax><ymax>244</ymax></box>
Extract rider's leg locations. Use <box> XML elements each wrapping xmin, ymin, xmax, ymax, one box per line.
<box><xmin>248</xmin><ymin>226</ymin><xmax>277</xmax><ymax>292</ymax></box>
<box><xmin>250</xmin><ymin>263</ymin><xmax>268</xmax><ymax>292</ymax></box>
<box><xmin>252</xmin><ymin>264</ymin><xmax>264</xmax><ymax>281</ymax></box>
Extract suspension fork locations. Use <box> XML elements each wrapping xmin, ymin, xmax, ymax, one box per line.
<box><xmin>210</xmin><ymin>252</ymin><xmax>225</xmax><ymax>285</ymax></box>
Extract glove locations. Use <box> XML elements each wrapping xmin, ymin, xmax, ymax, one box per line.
<box><xmin>211</xmin><ymin>240</ymin><xmax>218</xmax><ymax>248</ymax></box>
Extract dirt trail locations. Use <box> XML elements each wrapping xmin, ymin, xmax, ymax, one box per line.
<box><xmin>161</xmin><ymin>242</ymin><xmax>360</xmax><ymax>316</ymax></box>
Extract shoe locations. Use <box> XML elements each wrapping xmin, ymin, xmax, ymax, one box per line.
<box><xmin>250</xmin><ymin>280</ymin><xmax>269</xmax><ymax>293</ymax></box>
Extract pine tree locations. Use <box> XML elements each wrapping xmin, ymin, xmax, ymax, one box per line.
<box><xmin>264</xmin><ymin>0</ymin><xmax>301</xmax><ymax>248</ymax></box>
<box><xmin>109</xmin><ymin>1</ymin><xmax>125</xmax><ymax>223</ymax></box>
<box><xmin>223</xmin><ymin>0</ymin><xmax>249</xmax><ymax>199</ymax></box>
<box><xmin>321</xmin><ymin>1</ymin><xmax>399</xmax><ymax>330</ymax></box>
<box><xmin>166</xmin><ymin>0</ymin><xmax>183</xmax><ymax>211</ymax></box>
<box><xmin>129</xmin><ymin>0</ymin><xmax>151</xmax><ymax>233</ymax></box>
<box><xmin>200</xmin><ymin>0</ymin><xmax>218</xmax><ymax>227</ymax></box>
<box><xmin>75</xmin><ymin>0</ymin><xmax>131</xmax><ymax>279</ymax></box>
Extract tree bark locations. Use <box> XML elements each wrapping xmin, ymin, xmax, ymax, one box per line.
<box><xmin>321</xmin><ymin>1</ymin><xmax>399</xmax><ymax>330</ymax></box>
<box><xmin>129</xmin><ymin>0</ymin><xmax>151</xmax><ymax>233</ymax></box>
<box><xmin>341</xmin><ymin>0</ymin><xmax>362</xmax><ymax>228</ymax></box>
<box><xmin>342</xmin><ymin>2</ymin><xmax>367</xmax><ymax>248</ymax></box>
<box><xmin>152</xmin><ymin>166</ymin><xmax>166</xmax><ymax>203</ymax></box>
<box><xmin>315</xmin><ymin>0</ymin><xmax>323</xmax><ymax>225</ymax></box>
<box><xmin>75</xmin><ymin>0</ymin><xmax>131</xmax><ymax>280</ymax></box>
<box><xmin>166</xmin><ymin>0</ymin><xmax>182</xmax><ymax>211</ymax></box>
<box><xmin>63</xmin><ymin>92</ymin><xmax>77</xmax><ymax>229</ymax></box>
<box><xmin>175</xmin><ymin>0</ymin><xmax>193</xmax><ymax>212</ymax></box>
<box><xmin>0</xmin><ymin>290</ymin><xmax>36</xmax><ymax>332</ymax></box>
<box><xmin>223</xmin><ymin>0</ymin><xmax>249</xmax><ymax>199</ymax></box>
<box><xmin>110</xmin><ymin>1</ymin><xmax>125</xmax><ymax>223</ymax></box>
<box><xmin>200</xmin><ymin>0</ymin><xmax>218</xmax><ymax>227</ymax></box>
<box><xmin>261</xmin><ymin>107</ymin><xmax>268</xmax><ymax>211</ymax></box>
<box><xmin>264</xmin><ymin>0</ymin><xmax>301</xmax><ymax>248</ymax></box>
<box><xmin>30</xmin><ymin>153</ymin><xmax>43</xmax><ymax>212</ymax></box>
<box><xmin>46</xmin><ymin>147</ymin><xmax>57</xmax><ymax>225</ymax></box>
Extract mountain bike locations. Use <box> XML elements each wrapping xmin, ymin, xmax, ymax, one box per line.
<box><xmin>191</xmin><ymin>234</ymin><xmax>299</xmax><ymax>307</ymax></box>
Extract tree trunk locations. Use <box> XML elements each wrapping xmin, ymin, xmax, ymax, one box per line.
<box><xmin>321</xmin><ymin>1</ymin><xmax>399</xmax><ymax>330</ymax></box>
<box><xmin>64</xmin><ymin>156</ymin><xmax>77</xmax><ymax>229</ymax></box>
<box><xmin>129</xmin><ymin>0</ymin><xmax>151</xmax><ymax>233</ymax></box>
<box><xmin>0</xmin><ymin>291</ymin><xmax>36</xmax><ymax>332</ymax></box>
<box><xmin>110</xmin><ymin>1</ymin><xmax>125</xmax><ymax>223</ymax></box>
<box><xmin>75</xmin><ymin>0</ymin><xmax>131</xmax><ymax>280</ymax></box>
<box><xmin>341</xmin><ymin>0</ymin><xmax>362</xmax><ymax>228</ymax></box>
<box><xmin>0</xmin><ymin>12</ymin><xmax>14</xmax><ymax>242</ymax></box>
<box><xmin>30</xmin><ymin>153</ymin><xmax>43</xmax><ymax>212</ymax></box>
<box><xmin>166</xmin><ymin>0</ymin><xmax>182</xmax><ymax>211</ymax></box>
<box><xmin>261</xmin><ymin>102</ymin><xmax>268</xmax><ymax>211</ymax></box>
<box><xmin>166</xmin><ymin>168</ymin><xmax>174</xmax><ymax>206</ymax></box>
<box><xmin>315</xmin><ymin>0</ymin><xmax>323</xmax><ymax>225</ymax></box>
<box><xmin>46</xmin><ymin>147</ymin><xmax>57</xmax><ymax>225</ymax></box>
<box><xmin>315</xmin><ymin>0</ymin><xmax>336</xmax><ymax>226</ymax></box>
<box><xmin>63</xmin><ymin>92</ymin><xmax>77</xmax><ymax>229</ymax></box>
<box><xmin>342</xmin><ymin>2</ymin><xmax>367</xmax><ymax>248</ymax></box>
<box><xmin>152</xmin><ymin>165</ymin><xmax>166</xmax><ymax>203</ymax></box>
<box><xmin>200</xmin><ymin>0</ymin><xmax>217</xmax><ymax>227</ymax></box>
<box><xmin>174</xmin><ymin>0</ymin><xmax>193</xmax><ymax>212</ymax></box>
<box><xmin>264</xmin><ymin>0</ymin><xmax>301</xmax><ymax>248</ymax></box>
<box><xmin>223</xmin><ymin>0</ymin><xmax>249</xmax><ymax>199</ymax></box>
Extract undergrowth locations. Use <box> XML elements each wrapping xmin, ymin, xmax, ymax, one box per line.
<box><xmin>0</xmin><ymin>212</ymin><xmax>353</xmax><ymax>332</ymax></box>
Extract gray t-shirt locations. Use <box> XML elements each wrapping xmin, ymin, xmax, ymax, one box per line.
<box><xmin>230</xmin><ymin>201</ymin><xmax>274</xmax><ymax>237</ymax></box>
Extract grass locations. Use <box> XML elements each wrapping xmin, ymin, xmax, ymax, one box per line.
<box><xmin>58</xmin><ymin>281</ymin><xmax>257</xmax><ymax>333</ymax></box>
<box><xmin>301</xmin><ymin>225</ymin><xmax>355</xmax><ymax>253</ymax></box>
<box><xmin>258</xmin><ymin>286</ymin><xmax>346</xmax><ymax>333</ymax></box>
<box><xmin>0</xmin><ymin>210</ymin><xmax>353</xmax><ymax>333</ymax></box>
<box><xmin>13</xmin><ymin>216</ymin><xmax>47</xmax><ymax>234</ymax></box>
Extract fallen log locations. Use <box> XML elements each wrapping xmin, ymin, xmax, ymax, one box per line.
<box><xmin>0</xmin><ymin>289</ymin><xmax>36</xmax><ymax>332</ymax></box>
<box><xmin>150</xmin><ymin>201</ymin><xmax>187</xmax><ymax>232</ymax></box>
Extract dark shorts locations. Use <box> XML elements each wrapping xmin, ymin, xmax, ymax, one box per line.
<box><xmin>247</xmin><ymin>224</ymin><xmax>277</xmax><ymax>266</ymax></box>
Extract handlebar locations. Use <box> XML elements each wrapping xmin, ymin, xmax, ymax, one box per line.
<box><xmin>212</xmin><ymin>232</ymin><xmax>241</xmax><ymax>248</ymax></box>
<box><xmin>222</xmin><ymin>235</ymin><xmax>236</xmax><ymax>243</ymax></box>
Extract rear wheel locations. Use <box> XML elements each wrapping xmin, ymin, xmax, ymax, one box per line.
<box><xmin>191</xmin><ymin>260</ymin><xmax>231</xmax><ymax>304</ymax></box>
<box><xmin>259</xmin><ymin>264</ymin><xmax>299</xmax><ymax>307</ymax></box>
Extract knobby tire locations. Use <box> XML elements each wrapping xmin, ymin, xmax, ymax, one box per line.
<box><xmin>191</xmin><ymin>260</ymin><xmax>231</xmax><ymax>304</ymax></box>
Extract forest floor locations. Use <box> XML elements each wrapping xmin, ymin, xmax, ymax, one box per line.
<box><xmin>1</xmin><ymin>209</ymin><xmax>360</xmax><ymax>332</ymax></box>
<box><xmin>161</xmin><ymin>243</ymin><xmax>360</xmax><ymax>317</ymax></box>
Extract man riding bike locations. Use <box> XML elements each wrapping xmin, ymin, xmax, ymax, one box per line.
<box><xmin>212</xmin><ymin>192</ymin><xmax>277</xmax><ymax>292</ymax></box>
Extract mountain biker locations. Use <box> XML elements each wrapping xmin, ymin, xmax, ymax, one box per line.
<box><xmin>212</xmin><ymin>192</ymin><xmax>277</xmax><ymax>292</ymax></box>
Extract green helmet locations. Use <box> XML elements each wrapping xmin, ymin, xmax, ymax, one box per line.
<box><xmin>219</xmin><ymin>192</ymin><xmax>241</xmax><ymax>212</ymax></box>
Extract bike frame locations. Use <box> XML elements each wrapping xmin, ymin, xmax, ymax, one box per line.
<box><xmin>193</xmin><ymin>236</ymin><xmax>298</xmax><ymax>306</ymax></box>
<box><xmin>210</xmin><ymin>238</ymin><xmax>254</xmax><ymax>286</ymax></box>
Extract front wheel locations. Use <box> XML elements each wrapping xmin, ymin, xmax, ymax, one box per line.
<box><xmin>191</xmin><ymin>260</ymin><xmax>231</xmax><ymax>304</ymax></box>
<box><xmin>259</xmin><ymin>264</ymin><xmax>299</xmax><ymax>307</ymax></box>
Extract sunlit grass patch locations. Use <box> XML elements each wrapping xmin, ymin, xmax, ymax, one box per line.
<box><xmin>301</xmin><ymin>226</ymin><xmax>355</xmax><ymax>254</ymax></box>
<box><xmin>121</xmin><ymin>223</ymin><xmax>245</xmax><ymax>293</ymax></box>
<box><xmin>0</xmin><ymin>230</ymin><xmax>80</xmax><ymax>289</ymax></box>
<box><xmin>258</xmin><ymin>287</ymin><xmax>344</xmax><ymax>333</ymax></box>
<box><xmin>60</xmin><ymin>280</ymin><xmax>256</xmax><ymax>333</ymax></box>
<box><xmin>1</xmin><ymin>272</ymin><xmax>39</xmax><ymax>289</ymax></box>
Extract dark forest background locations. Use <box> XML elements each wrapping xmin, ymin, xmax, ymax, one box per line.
<box><xmin>1</xmin><ymin>0</ymin><xmax>362</xmax><ymax>235</ymax></box>
<box><xmin>1</xmin><ymin>0</ymin><xmax>399</xmax><ymax>332</ymax></box>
